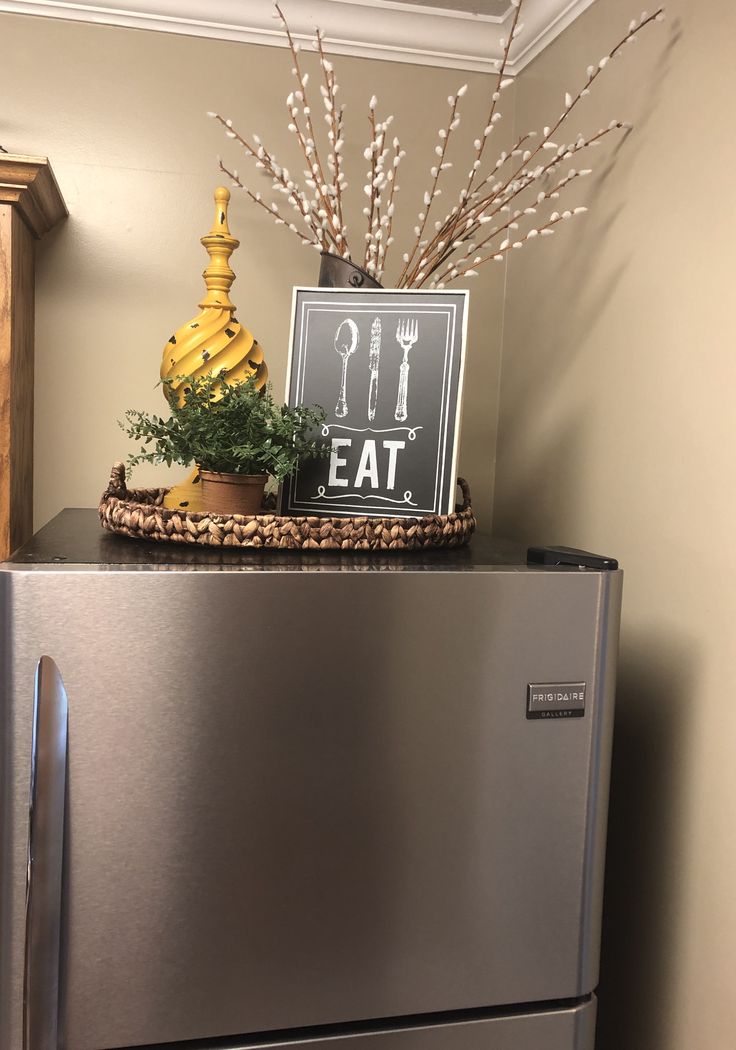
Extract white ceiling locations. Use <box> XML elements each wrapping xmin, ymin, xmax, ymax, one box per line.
<box><xmin>0</xmin><ymin>0</ymin><xmax>598</xmax><ymax>74</ymax></box>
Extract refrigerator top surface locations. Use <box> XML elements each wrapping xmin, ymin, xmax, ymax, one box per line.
<box><xmin>2</xmin><ymin>509</ymin><xmax>620</xmax><ymax>575</ymax></box>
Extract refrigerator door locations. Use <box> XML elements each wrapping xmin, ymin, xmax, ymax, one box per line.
<box><xmin>0</xmin><ymin>568</ymin><xmax>620</xmax><ymax>1050</ymax></box>
<box><xmin>108</xmin><ymin>996</ymin><xmax>598</xmax><ymax>1050</ymax></box>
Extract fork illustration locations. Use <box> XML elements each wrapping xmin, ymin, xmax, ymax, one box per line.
<box><xmin>394</xmin><ymin>318</ymin><xmax>418</xmax><ymax>422</ymax></box>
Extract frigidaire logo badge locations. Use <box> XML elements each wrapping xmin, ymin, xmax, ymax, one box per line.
<box><xmin>527</xmin><ymin>683</ymin><xmax>586</xmax><ymax>720</ymax></box>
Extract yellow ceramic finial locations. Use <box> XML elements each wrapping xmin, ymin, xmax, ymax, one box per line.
<box><xmin>199</xmin><ymin>186</ymin><xmax>238</xmax><ymax>309</ymax></box>
<box><xmin>160</xmin><ymin>186</ymin><xmax>267</xmax><ymax>408</ymax></box>
<box><xmin>160</xmin><ymin>186</ymin><xmax>268</xmax><ymax>510</ymax></box>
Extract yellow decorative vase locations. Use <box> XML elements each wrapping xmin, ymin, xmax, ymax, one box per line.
<box><xmin>161</xmin><ymin>186</ymin><xmax>267</xmax><ymax>511</ymax></box>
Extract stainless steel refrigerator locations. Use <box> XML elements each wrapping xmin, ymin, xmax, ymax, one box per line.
<box><xmin>0</xmin><ymin>511</ymin><xmax>622</xmax><ymax>1050</ymax></box>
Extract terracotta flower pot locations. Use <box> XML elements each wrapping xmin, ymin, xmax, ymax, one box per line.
<box><xmin>198</xmin><ymin>470</ymin><xmax>267</xmax><ymax>516</ymax></box>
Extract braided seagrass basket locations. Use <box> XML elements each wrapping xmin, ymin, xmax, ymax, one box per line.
<box><xmin>99</xmin><ymin>462</ymin><xmax>475</xmax><ymax>551</ymax></box>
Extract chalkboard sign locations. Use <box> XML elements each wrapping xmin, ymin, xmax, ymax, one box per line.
<box><xmin>280</xmin><ymin>288</ymin><xmax>468</xmax><ymax>518</ymax></box>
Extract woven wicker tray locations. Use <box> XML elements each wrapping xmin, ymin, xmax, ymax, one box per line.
<box><xmin>99</xmin><ymin>463</ymin><xmax>476</xmax><ymax>551</ymax></box>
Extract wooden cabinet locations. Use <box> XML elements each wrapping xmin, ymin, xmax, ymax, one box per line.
<box><xmin>0</xmin><ymin>155</ymin><xmax>67</xmax><ymax>558</ymax></box>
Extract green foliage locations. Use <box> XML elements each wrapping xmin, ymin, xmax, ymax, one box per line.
<box><xmin>121</xmin><ymin>373</ymin><xmax>329</xmax><ymax>481</ymax></box>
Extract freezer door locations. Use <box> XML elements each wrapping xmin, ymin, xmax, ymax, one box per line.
<box><xmin>0</xmin><ymin>569</ymin><xmax>620</xmax><ymax>1050</ymax></box>
<box><xmin>110</xmin><ymin>996</ymin><xmax>598</xmax><ymax>1050</ymax></box>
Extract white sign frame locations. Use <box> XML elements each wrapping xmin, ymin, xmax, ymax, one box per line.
<box><xmin>281</xmin><ymin>287</ymin><xmax>469</xmax><ymax>519</ymax></box>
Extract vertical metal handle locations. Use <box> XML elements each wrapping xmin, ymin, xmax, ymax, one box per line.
<box><xmin>23</xmin><ymin>657</ymin><xmax>68</xmax><ymax>1050</ymax></box>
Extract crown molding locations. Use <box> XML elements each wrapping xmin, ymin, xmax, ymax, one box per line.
<box><xmin>0</xmin><ymin>155</ymin><xmax>68</xmax><ymax>238</ymax></box>
<box><xmin>506</xmin><ymin>0</ymin><xmax>597</xmax><ymax>73</ymax></box>
<box><xmin>0</xmin><ymin>0</ymin><xmax>597</xmax><ymax>75</ymax></box>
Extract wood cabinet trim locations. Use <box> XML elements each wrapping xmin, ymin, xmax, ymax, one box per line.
<box><xmin>0</xmin><ymin>154</ymin><xmax>68</xmax><ymax>238</ymax></box>
<box><xmin>0</xmin><ymin>156</ymin><xmax>66</xmax><ymax>557</ymax></box>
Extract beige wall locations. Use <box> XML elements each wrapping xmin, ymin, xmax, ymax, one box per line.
<box><xmin>495</xmin><ymin>1</ymin><xmax>736</xmax><ymax>1047</ymax></box>
<box><xmin>0</xmin><ymin>12</ymin><xmax>507</xmax><ymax>530</ymax></box>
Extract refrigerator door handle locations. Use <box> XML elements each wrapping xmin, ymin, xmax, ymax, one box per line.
<box><xmin>23</xmin><ymin>656</ymin><xmax>69</xmax><ymax>1050</ymax></box>
<box><xmin>527</xmin><ymin>545</ymin><xmax>619</xmax><ymax>570</ymax></box>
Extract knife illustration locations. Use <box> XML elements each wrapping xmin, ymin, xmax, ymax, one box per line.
<box><xmin>367</xmin><ymin>317</ymin><xmax>382</xmax><ymax>422</ymax></box>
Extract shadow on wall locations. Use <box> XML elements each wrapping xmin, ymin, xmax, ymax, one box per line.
<box><xmin>494</xmin><ymin>17</ymin><xmax>680</xmax><ymax>446</ymax></box>
<box><xmin>492</xmin><ymin>411</ymin><xmax>590</xmax><ymax>544</ymax></box>
<box><xmin>596</xmin><ymin>629</ymin><xmax>697</xmax><ymax>1050</ymax></box>
<box><xmin>492</xmin><ymin>23</ymin><xmax>687</xmax><ymax>1047</ymax></box>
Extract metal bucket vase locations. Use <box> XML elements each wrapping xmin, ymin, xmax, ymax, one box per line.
<box><xmin>318</xmin><ymin>251</ymin><xmax>383</xmax><ymax>289</ymax></box>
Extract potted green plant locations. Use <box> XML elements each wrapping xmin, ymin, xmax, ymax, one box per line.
<box><xmin>121</xmin><ymin>372</ymin><xmax>329</xmax><ymax>516</ymax></box>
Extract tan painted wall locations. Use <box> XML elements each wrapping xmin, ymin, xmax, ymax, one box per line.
<box><xmin>495</xmin><ymin>1</ymin><xmax>736</xmax><ymax>1047</ymax></box>
<box><xmin>0</xmin><ymin>12</ymin><xmax>508</xmax><ymax>531</ymax></box>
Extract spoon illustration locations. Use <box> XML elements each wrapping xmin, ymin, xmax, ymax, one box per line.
<box><xmin>334</xmin><ymin>318</ymin><xmax>359</xmax><ymax>418</ymax></box>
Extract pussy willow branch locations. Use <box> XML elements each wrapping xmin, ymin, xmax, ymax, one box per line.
<box><xmin>379</xmin><ymin>138</ymin><xmax>402</xmax><ymax>280</ymax></box>
<box><xmin>363</xmin><ymin>107</ymin><xmax>397</xmax><ymax>278</ymax></box>
<box><xmin>415</xmin><ymin>119</ymin><xmax>628</xmax><ymax>285</ymax></box>
<box><xmin>416</xmin><ymin>123</ymin><xmax>623</xmax><ymax>287</ymax></box>
<box><xmin>491</xmin><ymin>7</ymin><xmax>664</xmax><ymax>205</ymax></box>
<box><xmin>464</xmin><ymin>0</ymin><xmax>522</xmax><ymax>199</ymax></box>
<box><xmin>416</xmin><ymin>126</ymin><xmax>538</xmax><ymax>276</ymax></box>
<box><xmin>218</xmin><ymin>159</ymin><xmax>317</xmax><ymax>246</ymax></box>
<box><xmin>364</xmin><ymin>105</ymin><xmax>380</xmax><ymax>270</ymax></box>
<box><xmin>315</xmin><ymin>28</ymin><xmax>347</xmax><ymax>248</ymax></box>
<box><xmin>368</xmin><ymin>121</ymin><xmax>386</xmax><ymax>274</ymax></box>
<box><xmin>437</xmin><ymin>0</ymin><xmax>522</xmax><ymax>258</ymax></box>
<box><xmin>373</xmin><ymin>136</ymin><xmax>397</xmax><ymax>281</ymax></box>
<box><xmin>422</xmin><ymin>127</ymin><xmax>537</xmax><ymax>264</ymax></box>
<box><xmin>404</xmin><ymin>128</ymin><xmax>538</xmax><ymax>287</ymax></box>
<box><xmin>210</xmin><ymin>113</ymin><xmax>320</xmax><ymax>244</ymax></box>
<box><xmin>397</xmin><ymin>89</ymin><xmax>462</xmax><ymax>286</ymax></box>
<box><xmin>288</xmin><ymin>103</ymin><xmax>331</xmax><ymax>250</ymax></box>
<box><xmin>209</xmin><ymin>3</ymin><xmax>664</xmax><ymax>282</ymax></box>
<box><xmin>274</xmin><ymin>5</ymin><xmax>338</xmax><ymax>233</ymax></box>
<box><xmin>430</xmin><ymin>169</ymin><xmax>587</xmax><ymax>287</ymax></box>
<box><xmin>401</xmin><ymin>6</ymin><xmax>664</xmax><ymax>287</ymax></box>
<box><xmin>421</xmin><ymin>2</ymin><xmax>520</xmax><ymax>285</ymax></box>
<box><xmin>451</xmin><ymin>209</ymin><xmax>584</xmax><ymax>279</ymax></box>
